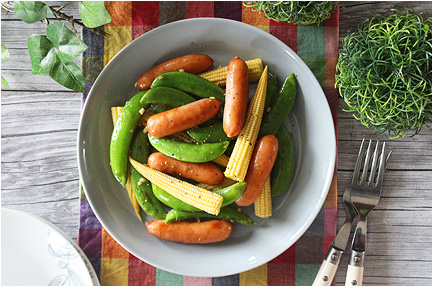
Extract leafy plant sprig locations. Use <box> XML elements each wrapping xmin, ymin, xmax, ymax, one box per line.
<box><xmin>1</xmin><ymin>1</ymin><xmax>112</xmax><ymax>92</ymax></box>
<box><xmin>242</xmin><ymin>1</ymin><xmax>339</xmax><ymax>25</ymax></box>
<box><xmin>1</xmin><ymin>41</ymin><xmax>10</xmax><ymax>89</ymax></box>
<box><xmin>336</xmin><ymin>9</ymin><xmax>432</xmax><ymax>138</ymax></box>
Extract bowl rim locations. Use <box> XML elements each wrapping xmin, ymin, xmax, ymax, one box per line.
<box><xmin>77</xmin><ymin>17</ymin><xmax>336</xmax><ymax>277</ymax></box>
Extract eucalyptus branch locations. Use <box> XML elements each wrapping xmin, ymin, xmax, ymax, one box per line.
<box><xmin>57</xmin><ymin>1</ymin><xmax>74</xmax><ymax>12</ymax></box>
<box><xmin>48</xmin><ymin>5</ymin><xmax>107</xmax><ymax>36</ymax></box>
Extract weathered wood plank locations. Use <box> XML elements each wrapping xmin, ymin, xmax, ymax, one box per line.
<box><xmin>1</xmin><ymin>91</ymin><xmax>81</xmax><ymax>240</ymax></box>
<box><xmin>337</xmin><ymin>136</ymin><xmax>432</xmax><ymax>170</ymax></box>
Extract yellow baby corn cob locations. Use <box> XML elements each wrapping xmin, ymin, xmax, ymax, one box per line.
<box><xmin>212</xmin><ymin>153</ymin><xmax>229</xmax><ymax>167</ymax></box>
<box><xmin>254</xmin><ymin>177</ymin><xmax>272</xmax><ymax>218</ymax></box>
<box><xmin>198</xmin><ymin>58</ymin><xmax>264</xmax><ymax>87</ymax></box>
<box><xmin>224</xmin><ymin>66</ymin><xmax>268</xmax><ymax>182</ymax></box>
<box><xmin>197</xmin><ymin>177</ymin><xmax>238</xmax><ymax>192</ymax></box>
<box><xmin>129</xmin><ymin>157</ymin><xmax>223</xmax><ymax>215</ymax></box>
<box><xmin>111</xmin><ymin>106</ymin><xmax>142</xmax><ymax>220</ymax></box>
<box><xmin>111</xmin><ymin>106</ymin><xmax>123</xmax><ymax>126</ymax></box>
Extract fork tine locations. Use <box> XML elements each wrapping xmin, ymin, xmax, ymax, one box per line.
<box><xmin>360</xmin><ymin>139</ymin><xmax>373</xmax><ymax>183</ymax></box>
<box><xmin>351</xmin><ymin>138</ymin><xmax>366</xmax><ymax>184</ymax></box>
<box><xmin>368</xmin><ymin>141</ymin><xmax>380</xmax><ymax>185</ymax></box>
<box><xmin>375</xmin><ymin>142</ymin><xmax>388</xmax><ymax>186</ymax></box>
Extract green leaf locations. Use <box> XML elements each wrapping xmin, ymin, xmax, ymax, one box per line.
<box><xmin>2</xmin><ymin>41</ymin><xmax>10</xmax><ymax>89</ymax></box>
<box><xmin>2</xmin><ymin>75</ymin><xmax>10</xmax><ymax>89</ymax></box>
<box><xmin>1</xmin><ymin>41</ymin><xmax>10</xmax><ymax>61</ymax></box>
<box><xmin>14</xmin><ymin>1</ymin><xmax>53</xmax><ymax>24</ymax></box>
<box><xmin>27</xmin><ymin>22</ymin><xmax>88</xmax><ymax>93</ymax></box>
<box><xmin>79</xmin><ymin>1</ymin><xmax>112</xmax><ymax>28</ymax></box>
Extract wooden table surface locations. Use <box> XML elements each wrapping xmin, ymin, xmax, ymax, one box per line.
<box><xmin>1</xmin><ymin>1</ymin><xmax>431</xmax><ymax>285</ymax></box>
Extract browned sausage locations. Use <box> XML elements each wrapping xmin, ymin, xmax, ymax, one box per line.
<box><xmin>136</xmin><ymin>54</ymin><xmax>214</xmax><ymax>90</ymax></box>
<box><xmin>236</xmin><ymin>134</ymin><xmax>279</xmax><ymax>206</ymax></box>
<box><xmin>147</xmin><ymin>152</ymin><xmax>224</xmax><ymax>185</ymax></box>
<box><xmin>223</xmin><ymin>56</ymin><xmax>249</xmax><ymax>138</ymax></box>
<box><xmin>146</xmin><ymin>98</ymin><xmax>221</xmax><ymax>138</ymax></box>
<box><xmin>146</xmin><ymin>219</ymin><xmax>234</xmax><ymax>244</ymax></box>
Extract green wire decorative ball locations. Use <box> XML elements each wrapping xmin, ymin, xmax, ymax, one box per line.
<box><xmin>243</xmin><ymin>1</ymin><xmax>339</xmax><ymax>25</ymax></box>
<box><xmin>336</xmin><ymin>9</ymin><xmax>432</xmax><ymax>138</ymax></box>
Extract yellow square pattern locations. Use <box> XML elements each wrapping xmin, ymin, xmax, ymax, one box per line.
<box><xmin>240</xmin><ymin>264</ymin><xmax>268</xmax><ymax>286</ymax></box>
<box><xmin>101</xmin><ymin>257</ymin><xmax>129</xmax><ymax>286</ymax></box>
<box><xmin>104</xmin><ymin>26</ymin><xmax>132</xmax><ymax>67</ymax></box>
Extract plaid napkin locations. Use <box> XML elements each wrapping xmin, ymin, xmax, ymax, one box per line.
<box><xmin>79</xmin><ymin>2</ymin><xmax>339</xmax><ymax>285</ymax></box>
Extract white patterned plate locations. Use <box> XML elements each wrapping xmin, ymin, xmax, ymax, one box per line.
<box><xmin>1</xmin><ymin>208</ymin><xmax>99</xmax><ymax>286</ymax></box>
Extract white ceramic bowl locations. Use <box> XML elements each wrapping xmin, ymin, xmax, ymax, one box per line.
<box><xmin>78</xmin><ymin>18</ymin><xmax>336</xmax><ymax>277</ymax></box>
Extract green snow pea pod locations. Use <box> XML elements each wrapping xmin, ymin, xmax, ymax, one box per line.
<box><xmin>165</xmin><ymin>206</ymin><xmax>256</xmax><ymax>225</ymax></box>
<box><xmin>129</xmin><ymin>129</ymin><xmax>167</xmax><ymax>219</ymax></box>
<box><xmin>187</xmin><ymin>122</ymin><xmax>234</xmax><ymax>144</ymax></box>
<box><xmin>271</xmin><ymin>124</ymin><xmax>295</xmax><ymax>197</ymax></box>
<box><xmin>264</xmin><ymin>75</ymin><xmax>278</xmax><ymax>110</ymax></box>
<box><xmin>152</xmin><ymin>104</ymin><xmax>170</xmax><ymax>113</ymax></box>
<box><xmin>259</xmin><ymin>73</ymin><xmax>297</xmax><ymax>138</ymax></box>
<box><xmin>110</xmin><ymin>88</ymin><xmax>195</xmax><ymax>186</ymax></box>
<box><xmin>148</xmin><ymin>134</ymin><xmax>229</xmax><ymax>163</ymax></box>
<box><xmin>151</xmin><ymin>71</ymin><xmax>225</xmax><ymax>103</ymax></box>
<box><xmin>139</xmin><ymin>87</ymin><xmax>195</xmax><ymax>107</ymax></box>
<box><xmin>152</xmin><ymin>181</ymin><xmax>246</xmax><ymax>212</ymax></box>
<box><xmin>111</xmin><ymin>91</ymin><xmax>148</xmax><ymax>186</ymax></box>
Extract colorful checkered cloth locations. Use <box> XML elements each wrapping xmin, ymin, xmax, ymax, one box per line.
<box><xmin>79</xmin><ymin>2</ymin><xmax>339</xmax><ymax>285</ymax></box>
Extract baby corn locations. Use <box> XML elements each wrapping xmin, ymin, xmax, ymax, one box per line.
<box><xmin>224</xmin><ymin>66</ymin><xmax>268</xmax><ymax>182</ymax></box>
<box><xmin>130</xmin><ymin>157</ymin><xmax>223</xmax><ymax>215</ymax></box>
<box><xmin>254</xmin><ymin>177</ymin><xmax>272</xmax><ymax>218</ymax></box>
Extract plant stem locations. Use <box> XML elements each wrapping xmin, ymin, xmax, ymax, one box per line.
<box><xmin>48</xmin><ymin>6</ymin><xmax>107</xmax><ymax>36</ymax></box>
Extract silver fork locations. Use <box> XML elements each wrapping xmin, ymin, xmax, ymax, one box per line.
<box><xmin>345</xmin><ymin>139</ymin><xmax>391</xmax><ymax>286</ymax></box>
<box><xmin>313</xmin><ymin>140</ymin><xmax>365</xmax><ymax>286</ymax></box>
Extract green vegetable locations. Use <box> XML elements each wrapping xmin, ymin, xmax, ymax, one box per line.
<box><xmin>110</xmin><ymin>89</ymin><xmax>195</xmax><ymax>186</ymax></box>
<box><xmin>111</xmin><ymin>92</ymin><xmax>147</xmax><ymax>186</ymax></box>
<box><xmin>259</xmin><ymin>73</ymin><xmax>297</xmax><ymax>138</ymax></box>
<box><xmin>271</xmin><ymin>124</ymin><xmax>295</xmax><ymax>197</ymax></box>
<box><xmin>130</xmin><ymin>129</ymin><xmax>166</xmax><ymax>219</ymax></box>
<box><xmin>139</xmin><ymin>87</ymin><xmax>195</xmax><ymax>107</ymax></box>
<box><xmin>148</xmin><ymin>134</ymin><xmax>229</xmax><ymax>163</ymax></box>
<box><xmin>187</xmin><ymin>122</ymin><xmax>234</xmax><ymax>144</ymax></box>
<box><xmin>265</xmin><ymin>75</ymin><xmax>278</xmax><ymax>110</ymax></box>
<box><xmin>165</xmin><ymin>206</ymin><xmax>256</xmax><ymax>225</ymax></box>
<box><xmin>152</xmin><ymin>181</ymin><xmax>246</xmax><ymax>212</ymax></box>
<box><xmin>336</xmin><ymin>9</ymin><xmax>432</xmax><ymax>138</ymax></box>
<box><xmin>151</xmin><ymin>71</ymin><xmax>226</xmax><ymax>103</ymax></box>
<box><xmin>152</xmin><ymin>104</ymin><xmax>170</xmax><ymax>114</ymax></box>
<box><xmin>243</xmin><ymin>1</ymin><xmax>339</xmax><ymax>25</ymax></box>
